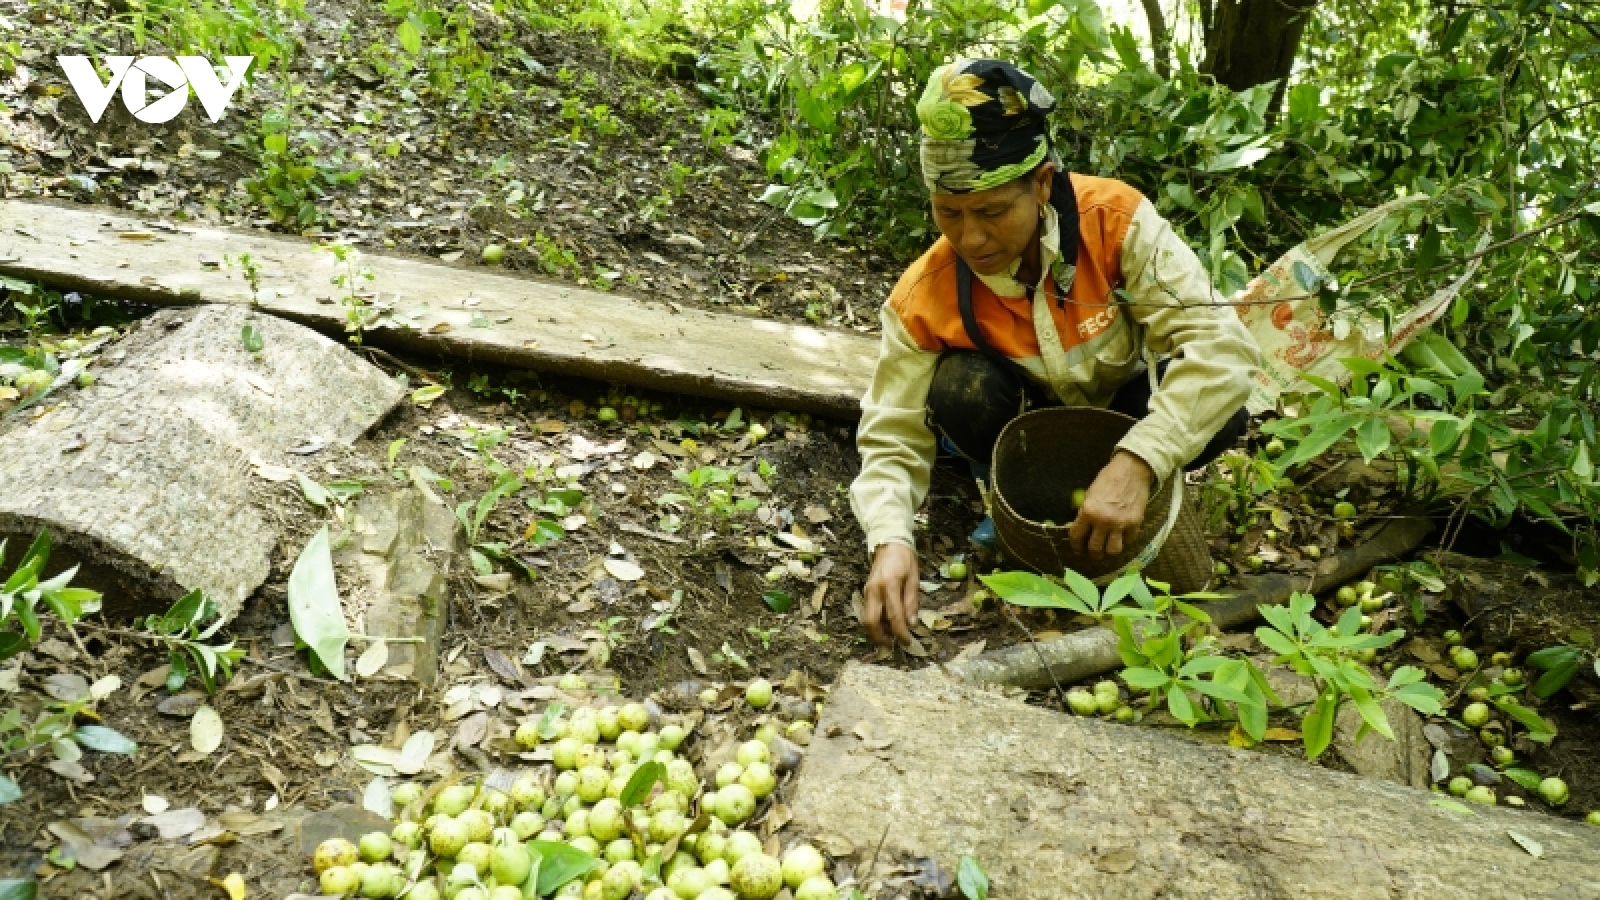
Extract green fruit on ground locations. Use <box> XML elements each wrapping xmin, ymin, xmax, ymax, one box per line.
<box><xmin>360</xmin><ymin>863</ymin><xmax>405</xmax><ymax>898</ymax></box>
<box><xmin>1333</xmin><ymin>501</ymin><xmax>1357</xmax><ymax>519</ymax></box>
<box><xmin>794</xmin><ymin>876</ymin><xmax>837</xmax><ymax>900</ymax></box>
<box><xmin>488</xmin><ymin>887</ymin><xmax>525</xmax><ymax>900</ymax></box>
<box><xmin>650</xmin><ymin>809</ymin><xmax>688</xmax><ymax>843</ymax></box>
<box><xmin>659</xmin><ymin>724</ymin><xmax>687</xmax><ymax>751</ymax></box>
<box><xmin>1538</xmin><ymin>777</ymin><xmax>1570</xmax><ymax>806</ymax></box>
<box><xmin>1336</xmin><ymin>586</ymin><xmax>1358</xmax><ymax>606</ymax></box>
<box><xmin>1066</xmin><ymin>689</ymin><xmax>1098</xmax><ymax>716</ymax></box>
<box><xmin>1480</xmin><ymin>728</ymin><xmax>1505</xmax><ymax>747</ymax></box>
<box><xmin>577</xmin><ymin>765</ymin><xmax>611</xmax><ymax>803</ymax></box>
<box><xmin>1464</xmin><ymin>785</ymin><xmax>1497</xmax><ymax>805</ymax></box>
<box><xmin>667</xmin><ymin>759</ymin><xmax>699</xmax><ymax>797</ymax></box>
<box><xmin>716</xmin><ymin>785</ymin><xmax>757</xmax><ymax>825</ymax></box>
<box><xmin>602</xmin><ymin>860</ymin><xmax>640</xmax><ymax>900</ymax></box>
<box><xmin>1490</xmin><ymin>745</ymin><xmax>1516</xmax><ymax>767</ymax></box>
<box><xmin>745</xmin><ymin>679</ymin><xmax>774</xmax><ymax>709</ymax></box>
<box><xmin>490</xmin><ymin>836</ymin><xmax>533</xmax><ymax>885</ymax></box>
<box><xmin>1093</xmin><ymin>680</ymin><xmax>1119</xmax><ymax>697</ymax></box>
<box><xmin>702</xmin><ymin>888</ymin><xmax>736</xmax><ymax>900</ymax></box>
<box><xmin>1586</xmin><ymin>811</ymin><xmax>1600</xmax><ymax>826</ymax></box>
<box><xmin>945</xmin><ymin>561</ymin><xmax>969</xmax><ymax>580</ymax></box>
<box><xmin>606</xmin><ymin>838</ymin><xmax>636</xmax><ymax>863</ymax></box>
<box><xmin>1094</xmin><ymin>691</ymin><xmax>1120</xmax><ymax>715</ymax></box>
<box><xmin>511</xmin><ymin>774</ymin><xmax>546</xmax><ymax>811</ymax></box>
<box><xmin>669</xmin><ymin>866</ymin><xmax>714</xmax><ymax>898</ymax></box>
<box><xmin>552</xmin><ymin>737</ymin><xmax>584</xmax><ymax>770</ymax></box>
<box><xmin>1461</xmin><ymin>702</ymin><xmax>1490</xmax><ymax>727</ymax></box>
<box><xmin>730</xmin><ymin>853</ymin><xmax>783</xmax><ymax>899</ymax></box>
<box><xmin>458</xmin><ymin>841</ymin><xmax>493</xmax><ymax>875</ymax></box>
<box><xmin>391</xmin><ymin>782</ymin><xmax>424</xmax><ymax>810</ymax></box>
<box><xmin>455</xmin><ymin>889</ymin><xmax>488</xmax><ymax>900</ymax></box>
<box><xmin>590</xmin><ymin>798</ymin><xmax>626</xmax><ymax>842</ymax></box>
<box><xmin>434</xmin><ymin>785</ymin><xmax>476</xmax><ymax>817</ymax></box>
<box><xmin>704</xmin><ymin>858</ymin><xmax>732</xmax><ymax>885</ymax></box>
<box><xmin>1443</xmin><ymin>630</ymin><xmax>1464</xmax><ymax>645</ymax></box>
<box><xmin>696</xmin><ymin>831</ymin><xmax>729</xmax><ymax>866</ymax></box>
<box><xmin>723</xmin><ymin>830</ymin><xmax>763</xmax><ymax>865</ymax></box>
<box><xmin>1467</xmin><ymin>686</ymin><xmax>1490</xmax><ymax>702</ymax></box>
<box><xmin>1451</xmin><ymin>647</ymin><xmax>1480</xmax><ymax>671</ymax></box>
<box><xmin>408</xmin><ymin>881</ymin><xmax>442</xmax><ymax>900</ymax></box>
<box><xmin>319</xmin><ymin>865</ymin><xmax>361</xmax><ymax>896</ymax></box>
<box><xmin>1246</xmin><ymin>555</ymin><xmax>1264</xmax><ymax>570</ymax></box>
<box><xmin>738</xmin><ymin>763</ymin><xmax>777</xmax><ymax>799</ymax></box>
<box><xmin>1489</xmin><ymin>651</ymin><xmax>1512</xmax><ymax>667</ymax></box>
<box><xmin>559</xmin><ymin>673</ymin><xmax>587</xmax><ymax>691</ymax></box>
<box><xmin>619</xmin><ymin>702</ymin><xmax>651</xmax><ymax>732</ymax></box>
<box><xmin>1303</xmin><ymin>545</ymin><xmax>1321</xmax><ymax>559</ymax></box>
<box><xmin>646</xmin><ymin>890</ymin><xmax>678</xmax><ymax>900</ymax></box>
<box><xmin>510</xmin><ymin>811</ymin><xmax>545</xmax><ymax>840</ymax></box>
<box><xmin>716</xmin><ymin>762</ymin><xmax>744</xmax><ymax>789</ymax></box>
<box><xmin>564</xmin><ymin>809</ymin><xmax>591</xmax><ymax>839</ymax></box>
<box><xmin>13</xmin><ymin>369</ymin><xmax>52</xmax><ymax>397</ymax></box>
<box><xmin>314</xmin><ymin>838</ymin><xmax>359</xmax><ymax>873</ymax></box>
<box><xmin>1502</xmin><ymin>667</ymin><xmax>1524</xmax><ymax>686</ymax></box>
<box><xmin>1113</xmin><ymin>705</ymin><xmax>1135</xmax><ymax>722</ymax></box>
<box><xmin>1448</xmin><ymin>776</ymin><xmax>1472</xmax><ymax>797</ymax></box>
<box><xmin>358</xmin><ymin>832</ymin><xmax>392</xmax><ymax>864</ymax></box>
<box><xmin>516</xmin><ymin>720</ymin><xmax>544</xmax><ymax>749</ymax></box>
<box><xmin>75</xmin><ymin>371</ymin><xmax>95</xmax><ymax>388</ymax></box>
<box><xmin>736</xmin><ymin>740</ymin><xmax>771</xmax><ymax>767</ymax></box>
<box><xmin>481</xmin><ymin>243</ymin><xmax>506</xmax><ymax>264</ymax></box>
<box><xmin>1359</xmin><ymin>596</ymin><xmax>1385</xmax><ymax>613</ymax></box>
<box><xmin>596</xmin><ymin>406</ymin><xmax>619</xmax><ymax>422</ymax></box>
<box><xmin>460</xmin><ymin>809</ymin><xmax>496</xmax><ymax>844</ymax></box>
<box><xmin>569</xmin><ymin>836</ymin><xmax>602</xmax><ymax>857</ymax></box>
<box><xmin>1214</xmin><ymin>561</ymin><xmax>1230</xmax><ymax>576</ymax></box>
<box><xmin>391</xmin><ymin>821</ymin><xmax>423</xmax><ymax>849</ymax></box>
<box><xmin>1264</xmin><ymin>438</ymin><xmax>1286</xmax><ymax>457</ymax></box>
<box><xmin>747</xmin><ymin>423</ymin><xmax>769</xmax><ymax>443</ymax></box>
<box><xmin>1355</xmin><ymin>580</ymin><xmax>1376</xmax><ymax>596</ymax></box>
<box><xmin>1377</xmin><ymin>573</ymin><xmax>1403</xmax><ymax>594</ymax></box>
<box><xmin>780</xmin><ymin>845</ymin><xmax>826</xmax><ymax>889</ymax></box>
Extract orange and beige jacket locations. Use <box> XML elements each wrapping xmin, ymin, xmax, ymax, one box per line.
<box><xmin>849</xmin><ymin>174</ymin><xmax>1259</xmax><ymax>552</ymax></box>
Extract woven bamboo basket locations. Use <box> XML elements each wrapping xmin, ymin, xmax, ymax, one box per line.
<box><xmin>989</xmin><ymin>407</ymin><xmax>1213</xmax><ymax>594</ymax></box>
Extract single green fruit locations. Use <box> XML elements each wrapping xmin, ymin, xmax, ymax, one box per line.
<box><xmin>429</xmin><ymin>817</ymin><xmax>470</xmax><ymax>859</ymax></box>
<box><xmin>596</xmin><ymin>406</ymin><xmax>619</xmax><ymax>423</ymax></box>
<box><xmin>511</xmin><ymin>774</ymin><xmax>545</xmax><ymax>811</ymax></box>
<box><xmin>729</xmin><ymin>852</ymin><xmax>783</xmax><ymax>900</ymax></box>
<box><xmin>1448</xmin><ymin>776</ymin><xmax>1472</xmax><ymax>797</ymax></box>
<box><xmin>747</xmin><ymin>423</ymin><xmax>769</xmax><ymax>443</ymax></box>
<box><xmin>1489</xmin><ymin>745</ymin><xmax>1516</xmax><ymax>768</ymax></box>
<box><xmin>75</xmin><ymin>371</ymin><xmax>96</xmax><ymax>388</ymax></box>
<box><xmin>1336</xmin><ymin>586</ymin><xmax>1359</xmax><ymax>606</ymax></box>
<box><xmin>481</xmin><ymin>244</ymin><xmax>506</xmax><ymax>264</ymax></box>
<box><xmin>780</xmin><ymin>845</ymin><xmax>826</xmax><ymax>889</ymax></box>
<box><xmin>460</xmin><ymin>809</ymin><xmax>495</xmax><ymax>844</ymax></box>
<box><xmin>723</xmin><ymin>830</ymin><xmax>764</xmax><ymax>865</ymax></box>
<box><xmin>1095</xmin><ymin>691</ymin><xmax>1120</xmax><ymax>715</ymax></box>
<box><xmin>360</xmin><ymin>863</ymin><xmax>405</xmax><ymax>898</ymax></box>
<box><xmin>1443</xmin><ymin>630</ymin><xmax>1464</xmax><ymax>646</ymax></box>
<box><xmin>490</xmin><ymin>835</ymin><xmax>532</xmax><ymax>885</ymax></box>
<box><xmin>358</xmin><ymin>831</ymin><xmax>393</xmax><ymax>864</ymax></box>
<box><xmin>408</xmin><ymin>880</ymin><xmax>442</xmax><ymax>900</ymax></box>
<box><xmin>391</xmin><ymin>781</ymin><xmax>424</xmax><ymax>811</ymax></box>
<box><xmin>745</xmin><ymin>679</ymin><xmax>774</xmax><ymax>709</ymax></box>
<box><xmin>736</xmin><ymin>740</ymin><xmax>770</xmax><ymax>767</ymax></box>
<box><xmin>716</xmin><ymin>785</ymin><xmax>757</xmax><ymax>825</ymax></box>
<box><xmin>1303</xmin><ymin>545</ymin><xmax>1322</xmax><ymax>559</ymax></box>
<box><xmin>510</xmin><ymin>811</ymin><xmax>545</xmax><ymax>841</ymax></box>
<box><xmin>1464</xmin><ymin>785</ymin><xmax>1497</xmax><ymax>805</ymax></box>
<box><xmin>1489</xmin><ymin>651</ymin><xmax>1512</xmax><ymax>668</ymax></box>
<box><xmin>1461</xmin><ymin>702</ymin><xmax>1491</xmax><ymax>727</ymax></box>
<box><xmin>1113</xmin><ymin>705</ymin><xmax>1135</xmax><ymax>722</ymax></box>
<box><xmin>793</xmin><ymin>875</ymin><xmax>837</xmax><ymax>900</ymax></box>
<box><xmin>605</xmin><ymin>837</ymin><xmax>636</xmax><ymax>864</ymax></box>
<box><xmin>1467</xmin><ymin>685</ymin><xmax>1490</xmax><ymax>703</ymax></box>
<box><xmin>1070</xmin><ymin>488</ymin><xmax>1088</xmax><ymax>508</ymax></box>
<box><xmin>457</xmin><ymin>841</ymin><xmax>492</xmax><ymax>875</ymax></box>
<box><xmin>1264</xmin><ymin>438</ymin><xmax>1286</xmax><ymax>458</ymax></box>
<box><xmin>488</xmin><ymin>887</ymin><xmax>524</xmax><ymax>900</ymax></box>
<box><xmin>1214</xmin><ymin>561</ymin><xmax>1231</xmax><ymax>576</ymax></box>
<box><xmin>577</xmin><ymin>765</ymin><xmax>611</xmax><ymax>803</ymax></box>
<box><xmin>1586</xmin><ymin>811</ymin><xmax>1600</xmax><ymax>826</ymax></box>
<box><xmin>669</xmin><ymin>865</ymin><xmax>714</xmax><ymax>899</ymax></box>
<box><xmin>391</xmin><ymin>821</ymin><xmax>423</xmax><ymax>850</ymax></box>
<box><xmin>659</xmin><ymin>723</ymin><xmax>687</xmax><ymax>751</ymax></box>
<box><xmin>1246</xmin><ymin>555</ymin><xmax>1264</xmax><ymax>571</ymax></box>
<box><xmin>650</xmin><ymin>808</ymin><xmax>688</xmax><ymax>843</ymax></box>
<box><xmin>1333</xmin><ymin>501</ymin><xmax>1357</xmax><ymax>519</ymax></box>
<box><xmin>315</xmin><ymin>838</ymin><xmax>360</xmax><ymax>873</ymax></box>
<box><xmin>559</xmin><ymin>673</ymin><xmax>587</xmax><ymax>692</ymax></box>
<box><xmin>619</xmin><ymin>702</ymin><xmax>651</xmax><ymax>732</ymax></box>
<box><xmin>716</xmin><ymin>762</ymin><xmax>745</xmax><ymax>789</ymax></box>
<box><xmin>1360</xmin><ymin>596</ymin><xmax>1385</xmax><ymax>613</ymax></box>
<box><xmin>1451</xmin><ymin>647</ymin><xmax>1480</xmax><ymax>671</ymax></box>
<box><xmin>738</xmin><ymin>763</ymin><xmax>777</xmax><ymax>800</ymax></box>
<box><xmin>1538</xmin><ymin>777</ymin><xmax>1570</xmax><ymax>806</ymax></box>
<box><xmin>434</xmin><ymin>785</ymin><xmax>476</xmax><ymax>817</ymax></box>
<box><xmin>1356</xmin><ymin>648</ymin><xmax>1377</xmax><ymax>664</ymax></box>
<box><xmin>945</xmin><ymin>561</ymin><xmax>969</xmax><ymax>580</ymax></box>
<box><xmin>1502</xmin><ymin>668</ymin><xmax>1524</xmax><ymax>687</ymax></box>
<box><xmin>1480</xmin><ymin>728</ymin><xmax>1505</xmax><ymax>748</ymax></box>
<box><xmin>320</xmin><ymin>865</ymin><xmax>361</xmax><ymax>897</ymax></box>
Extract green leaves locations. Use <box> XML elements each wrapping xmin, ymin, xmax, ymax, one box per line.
<box><xmin>0</xmin><ymin>774</ymin><xmax>20</xmax><ymax>805</ymax></box>
<box><xmin>1302</xmin><ymin>688</ymin><xmax>1339</xmax><ymax>760</ymax></box>
<box><xmin>287</xmin><ymin>526</ymin><xmax>350</xmax><ymax>682</ymax></box>
<box><xmin>957</xmin><ymin>855</ymin><xmax>989</xmax><ymax>900</ymax></box>
<box><xmin>1525</xmin><ymin>645</ymin><xmax>1584</xmax><ymax>698</ymax></box>
<box><xmin>528</xmin><ymin>840</ymin><xmax>600</xmax><ymax>895</ymax></box>
<box><xmin>0</xmin><ymin>879</ymin><xmax>37</xmax><ymax>900</ymax></box>
<box><xmin>239</xmin><ymin>324</ymin><xmax>264</xmax><ymax>352</ymax></box>
<box><xmin>73</xmin><ymin>725</ymin><xmax>138</xmax><ymax>755</ymax></box>
<box><xmin>760</xmin><ymin>590</ymin><xmax>793</xmax><ymax>613</ymax></box>
<box><xmin>620</xmin><ymin>760</ymin><xmax>664</xmax><ymax>807</ymax></box>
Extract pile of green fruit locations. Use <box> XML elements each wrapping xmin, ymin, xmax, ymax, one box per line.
<box><xmin>306</xmin><ymin>678</ymin><xmax>837</xmax><ymax>900</ymax></box>
<box><xmin>1064</xmin><ymin>679</ymin><xmax>1136</xmax><ymax>723</ymax></box>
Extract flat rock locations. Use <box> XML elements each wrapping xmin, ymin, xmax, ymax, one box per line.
<box><xmin>787</xmin><ymin>663</ymin><xmax>1600</xmax><ymax>900</ymax></box>
<box><xmin>1261</xmin><ymin>660</ymin><xmax>1432</xmax><ymax>787</ymax></box>
<box><xmin>294</xmin><ymin>805</ymin><xmax>392</xmax><ymax>855</ymax></box>
<box><xmin>0</xmin><ymin>305</ymin><xmax>403</xmax><ymax>620</ymax></box>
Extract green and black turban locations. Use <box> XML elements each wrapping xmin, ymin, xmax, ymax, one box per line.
<box><xmin>917</xmin><ymin>58</ymin><xmax>1057</xmax><ymax>194</ymax></box>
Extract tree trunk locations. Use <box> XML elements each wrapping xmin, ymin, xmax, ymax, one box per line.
<box><xmin>789</xmin><ymin>663</ymin><xmax>1600</xmax><ymax>900</ymax></box>
<box><xmin>0</xmin><ymin>306</ymin><xmax>404</xmax><ymax>621</ymax></box>
<box><xmin>1137</xmin><ymin>0</ymin><xmax>1172</xmax><ymax>79</ymax></box>
<box><xmin>1201</xmin><ymin>0</ymin><xmax>1319</xmax><ymax>94</ymax></box>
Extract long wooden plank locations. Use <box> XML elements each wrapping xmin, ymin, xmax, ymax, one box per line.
<box><xmin>0</xmin><ymin>199</ymin><xmax>878</xmax><ymax>416</ymax></box>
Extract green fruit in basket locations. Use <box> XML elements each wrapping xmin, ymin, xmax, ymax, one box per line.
<box><xmin>1070</xmin><ymin>488</ymin><xmax>1088</xmax><ymax>509</ymax></box>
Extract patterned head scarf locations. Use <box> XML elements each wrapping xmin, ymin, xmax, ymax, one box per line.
<box><xmin>916</xmin><ymin>58</ymin><xmax>1057</xmax><ymax>194</ymax></box>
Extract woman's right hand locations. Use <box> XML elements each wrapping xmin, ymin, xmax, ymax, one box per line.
<box><xmin>862</xmin><ymin>542</ymin><xmax>920</xmax><ymax>646</ymax></box>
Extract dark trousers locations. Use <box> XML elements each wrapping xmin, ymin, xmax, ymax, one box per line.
<box><xmin>926</xmin><ymin>350</ymin><xmax>1248</xmax><ymax>469</ymax></box>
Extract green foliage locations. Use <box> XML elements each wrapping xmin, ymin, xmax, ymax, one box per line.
<box><xmin>957</xmin><ymin>854</ymin><xmax>989</xmax><ymax>900</ymax></box>
<box><xmin>1256</xmin><ymin>593</ymin><xmax>1443</xmax><ymax>759</ymax></box>
<box><xmin>319</xmin><ymin>242</ymin><xmax>379</xmax><ymax>342</ymax></box>
<box><xmin>658</xmin><ymin>465</ymin><xmax>760</xmax><ymax>543</ymax></box>
<box><xmin>135</xmin><ymin>590</ymin><xmax>245</xmax><ymax>695</ymax></box>
<box><xmin>1524</xmin><ymin>643</ymin><xmax>1598</xmax><ymax>700</ymax></box>
<box><xmin>1</xmin><ymin>531</ymin><xmax>99</xmax><ymax>660</ymax></box>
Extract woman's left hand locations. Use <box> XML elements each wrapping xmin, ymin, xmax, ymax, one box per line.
<box><xmin>1069</xmin><ymin>450</ymin><xmax>1154</xmax><ymax>560</ymax></box>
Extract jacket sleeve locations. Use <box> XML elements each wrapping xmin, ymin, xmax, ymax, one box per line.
<box><xmin>1115</xmin><ymin>197</ymin><xmax>1259</xmax><ymax>484</ymax></box>
<box><xmin>849</xmin><ymin>303</ymin><xmax>940</xmax><ymax>553</ymax></box>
